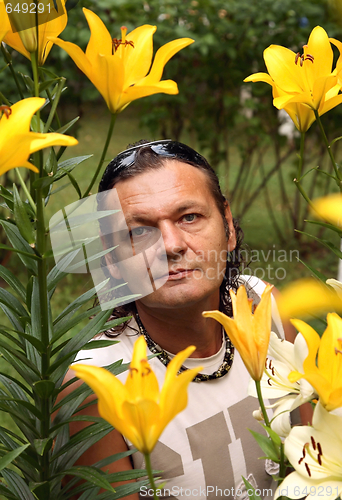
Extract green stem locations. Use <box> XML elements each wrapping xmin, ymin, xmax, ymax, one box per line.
<box><xmin>83</xmin><ymin>113</ymin><xmax>117</xmax><ymax>197</ymax></box>
<box><xmin>279</xmin><ymin>441</ymin><xmax>286</xmax><ymax>482</ymax></box>
<box><xmin>44</xmin><ymin>77</ymin><xmax>65</xmax><ymax>133</ymax></box>
<box><xmin>293</xmin><ymin>179</ymin><xmax>315</xmax><ymax>209</ymax></box>
<box><xmin>314</xmin><ymin>110</ymin><xmax>342</xmax><ymax>191</ymax></box>
<box><xmin>31</xmin><ymin>51</ymin><xmax>40</xmax><ymax>99</ymax></box>
<box><xmin>144</xmin><ymin>453</ymin><xmax>159</xmax><ymax>500</ymax></box>
<box><xmin>297</xmin><ymin>132</ymin><xmax>305</xmax><ymax>181</ymax></box>
<box><xmin>255</xmin><ymin>380</ymin><xmax>270</xmax><ymax>428</ymax></box>
<box><xmin>15</xmin><ymin>169</ymin><xmax>37</xmax><ymax>214</ymax></box>
<box><xmin>1</xmin><ymin>45</ymin><xmax>24</xmax><ymax>99</ymax></box>
<box><xmin>31</xmin><ymin>41</ymin><xmax>51</xmax><ymax>486</ymax></box>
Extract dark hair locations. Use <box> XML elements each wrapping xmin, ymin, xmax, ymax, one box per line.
<box><xmin>98</xmin><ymin>140</ymin><xmax>245</xmax><ymax>335</ymax></box>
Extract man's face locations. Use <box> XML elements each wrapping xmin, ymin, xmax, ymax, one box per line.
<box><xmin>105</xmin><ymin>160</ymin><xmax>236</xmax><ymax>310</ymax></box>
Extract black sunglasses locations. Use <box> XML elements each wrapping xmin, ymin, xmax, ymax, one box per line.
<box><xmin>99</xmin><ymin>140</ymin><xmax>212</xmax><ymax>191</ymax></box>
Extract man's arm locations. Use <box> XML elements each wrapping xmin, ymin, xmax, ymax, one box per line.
<box><xmin>56</xmin><ymin>369</ymin><xmax>140</xmax><ymax>500</ymax></box>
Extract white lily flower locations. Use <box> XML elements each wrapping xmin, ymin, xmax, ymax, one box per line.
<box><xmin>275</xmin><ymin>403</ymin><xmax>342</xmax><ymax>499</ymax></box>
<box><xmin>248</xmin><ymin>332</ymin><xmax>315</xmax><ymax>436</ymax></box>
<box><xmin>326</xmin><ymin>278</ymin><xmax>342</xmax><ymax>298</ymax></box>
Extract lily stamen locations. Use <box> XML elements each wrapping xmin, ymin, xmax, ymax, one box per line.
<box><xmin>0</xmin><ymin>105</ymin><xmax>12</xmax><ymax>119</ymax></box>
<box><xmin>298</xmin><ymin>442</ymin><xmax>308</xmax><ymax>464</ymax></box>
<box><xmin>310</xmin><ymin>436</ymin><xmax>316</xmax><ymax>450</ymax></box>
<box><xmin>295</xmin><ymin>52</ymin><xmax>315</xmax><ymax>66</ymax></box>
<box><xmin>129</xmin><ymin>367</ymin><xmax>139</xmax><ymax>377</ymax></box>
<box><xmin>305</xmin><ymin>462</ymin><xmax>311</xmax><ymax>477</ymax></box>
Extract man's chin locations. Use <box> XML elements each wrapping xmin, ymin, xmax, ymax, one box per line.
<box><xmin>138</xmin><ymin>280</ymin><xmax>219</xmax><ymax>310</ymax></box>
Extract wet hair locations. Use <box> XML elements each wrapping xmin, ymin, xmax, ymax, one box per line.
<box><xmin>98</xmin><ymin>140</ymin><xmax>245</xmax><ymax>335</ymax></box>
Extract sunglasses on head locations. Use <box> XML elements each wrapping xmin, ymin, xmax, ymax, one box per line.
<box><xmin>104</xmin><ymin>140</ymin><xmax>211</xmax><ymax>178</ymax></box>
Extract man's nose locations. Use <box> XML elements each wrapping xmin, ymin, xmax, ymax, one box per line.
<box><xmin>159</xmin><ymin>222</ymin><xmax>187</xmax><ymax>258</ymax></box>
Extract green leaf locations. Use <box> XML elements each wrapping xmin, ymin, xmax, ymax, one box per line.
<box><xmin>31</xmin><ymin>115</ymin><xmax>45</xmax><ymax>133</ymax></box>
<box><xmin>261</xmin><ymin>424</ymin><xmax>282</xmax><ymax>446</ymax></box>
<box><xmin>51</xmin><ymin>422</ymin><xmax>113</xmax><ymax>471</ymax></box>
<box><xmin>0</xmin><ymin>287</ymin><xmax>29</xmax><ymax>319</ymax></box>
<box><xmin>12</xmin><ymin>184</ymin><xmax>35</xmax><ymax>245</ymax></box>
<box><xmin>0</xmin><ymin>221</ymin><xmax>38</xmax><ymax>274</ymax></box>
<box><xmin>80</xmin><ymin>339</ymin><xmax>119</xmax><ymax>350</ymax></box>
<box><xmin>0</xmin><ymin>338</ymin><xmax>40</xmax><ymax>376</ymax></box>
<box><xmin>96</xmin><ymin>316</ymin><xmax>132</xmax><ymax>334</ymax></box>
<box><xmin>242</xmin><ymin>477</ymin><xmax>262</xmax><ymax>499</ymax></box>
<box><xmin>53</xmin><ymin>310</ymin><xmax>112</xmax><ymax>370</ymax></box>
<box><xmin>46</xmin><ymin>147</ymin><xmax>58</xmax><ymax>176</ymax></box>
<box><xmin>0</xmin><ymin>185</ymin><xmax>14</xmax><ymax>211</ymax></box>
<box><xmin>0</xmin><ymin>243</ymin><xmax>39</xmax><ymax>261</ymax></box>
<box><xmin>61</xmin><ymin>466</ymin><xmax>115</xmax><ymax>493</ymax></box>
<box><xmin>33</xmin><ymin>380</ymin><xmax>55</xmax><ymax>399</ymax></box>
<box><xmin>47</xmin><ymin>249</ymin><xmax>78</xmax><ymax>293</ymax></box>
<box><xmin>0</xmin><ymin>325</ymin><xmax>24</xmax><ymax>349</ymax></box>
<box><xmin>0</xmin><ymin>445</ymin><xmax>30</xmax><ymax>472</ymax></box>
<box><xmin>305</xmin><ymin>219</ymin><xmax>342</xmax><ymax>236</ymax></box>
<box><xmin>0</xmin><ymin>349</ymin><xmax>38</xmax><ymax>385</ymax></box>
<box><xmin>33</xmin><ymin>438</ymin><xmax>53</xmax><ymax>456</ymax></box>
<box><xmin>0</xmin><ymin>396</ymin><xmax>43</xmax><ymax>420</ymax></box>
<box><xmin>57</xmin><ymin>155</ymin><xmax>92</xmax><ymax>173</ymax></box>
<box><xmin>66</xmin><ymin>170</ymin><xmax>82</xmax><ymax>198</ymax></box>
<box><xmin>38</xmin><ymin>67</ymin><xmax>59</xmax><ymax>79</ymax></box>
<box><xmin>52</xmin><ymin>285</ymin><xmax>101</xmax><ymax>333</ymax></box>
<box><xmin>95</xmin><ymin>480</ymin><xmax>150</xmax><ymax>499</ymax></box>
<box><xmin>39</xmin><ymin>78</ymin><xmax>59</xmax><ymax>93</ymax></box>
<box><xmin>0</xmin><ymin>373</ymin><xmax>32</xmax><ymax>398</ymax></box>
<box><xmin>297</xmin><ymin>258</ymin><xmax>328</xmax><ymax>283</ymax></box>
<box><xmin>295</xmin><ymin>230</ymin><xmax>342</xmax><ymax>259</ymax></box>
<box><xmin>31</xmin><ymin>173</ymin><xmax>55</xmax><ymax>190</ymax></box>
<box><xmin>249</xmin><ymin>429</ymin><xmax>280</xmax><ymax>462</ymax></box>
<box><xmin>54</xmin><ymin>116</ymin><xmax>80</xmax><ymax>135</ymax></box>
<box><xmin>2</xmin><ymin>469</ymin><xmax>36</xmax><ymax>499</ymax></box>
<box><xmin>0</xmin><ymin>265</ymin><xmax>26</xmax><ymax>301</ymax></box>
<box><xmin>30</xmin><ymin>481</ymin><xmax>50</xmax><ymax>500</ymax></box>
<box><xmin>51</xmin><ymin>304</ymin><xmax>103</xmax><ymax>348</ymax></box>
<box><xmin>20</xmin><ymin>72</ymin><xmax>34</xmax><ymax>92</ymax></box>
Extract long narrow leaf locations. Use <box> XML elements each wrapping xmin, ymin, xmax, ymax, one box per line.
<box><xmin>0</xmin><ymin>288</ymin><xmax>29</xmax><ymax>319</ymax></box>
<box><xmin>0</xmin><ymin>445</ymin><xmax>30</xmax><ymax>472</ymax></box>
<box><xmin>296</xmin><ymin>230</ymin><xmax>342</xmax><ymax>259</ymax></box>
<box><xmin>0</xmin><ymin>265</ymin><xmax>26</xmax><ymax>301</ymax></box>
<box><xmin>12</xmin><ymin>184</ymin><xmax>35</xmax><ymax>244</ymax></box>
<box><xmin>56</xmin><ymin>466</ymin><xmax>115</xmax><ymax>493</ymax></box>
<box><xmin>0</xmin><ymin>221</ymin><xmax>38</xmax><ymax>274</ymax></box>
<box><xmin>2</xmin><ymin>469</ymin><xmax>35</xmax><ymax>500</ymax></box>
<box><xmin>51</xmin><ymin>310</ymin><xmax>112</xmax><ymax>379</ymax></box>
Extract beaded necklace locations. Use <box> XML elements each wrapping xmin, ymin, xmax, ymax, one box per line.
<box><xmin>135</xmin><ymin>311</ymin><xmax>234</xmax><ymax>383</ymax></box>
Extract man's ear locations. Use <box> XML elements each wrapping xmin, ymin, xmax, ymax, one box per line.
<box><xmin>224</xmin><ymin>202</ymin><xmax>236</xmax><ymax>252</ymax></box>
<box><xmin>100</xmin><ymin>233</ymin><xmax>122</xmax><ymax>280</ymax></box>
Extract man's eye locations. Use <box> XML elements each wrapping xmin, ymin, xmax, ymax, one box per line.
<box><xmin>130</xmin><ymin>226</ymin><xmax>149</xmax><ymax>237</ymax></box>
<box><xmin>182</xmin><ymin>214</ymin><xmax>198</xmax><ymax>222</ymax></box>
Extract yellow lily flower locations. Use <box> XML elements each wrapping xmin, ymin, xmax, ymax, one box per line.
<box><xmin>0</xmin><ymin>1</ymin><xmax>11</xmax><ymax>44</ymax></box>
<box><xmin>71</xmin><ymin>336</ymin><xmax>201</xmax><ymax>454</ymax></box>
<box><xmin>276</xmin><ymin>278</ymin><xmax>342</xmax><ymax>320</ymax></box>
<box><xmin>49</xmin><ymin>9</ymin><xmax>194</xmax><ymax>114</ymax></box>
<box><xmin>244</xmin><ymin>26</ymin><xmax>342</xmax><ymax>132</ymax></box>
<box><xmin>202</xmin><ymin>284</ymin><xmax>273</xmax><ymax>381</ymax></box>
<box><xmin>2</xmin><ymin>0</ymin><xmax>68</xmax><ymax>65</ymax></box>
<box><xmin>0</xmin><ymin>97</ymin><xmax>78</xmax><ymax>176</ymax></box>
<box><xmin>289</xmin><ymin>313</ymin><xmax>342</xmax><ymax>411</ymax></box>
<box><xmin>312</xmin><ymin>193</ymin><xmax>342</xmax><ymax>228</ymax></box>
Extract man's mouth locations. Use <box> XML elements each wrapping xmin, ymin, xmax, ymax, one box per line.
<box><xmin>167</xmin><ymin>268</ymin><xmax>195</xmax><ymax>280</ymax></box>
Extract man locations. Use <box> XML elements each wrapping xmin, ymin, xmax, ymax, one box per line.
<box><xmin>65</xmin><ymin>140</ymin><xmax>292</xmax><ymax>499</ymax></box>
